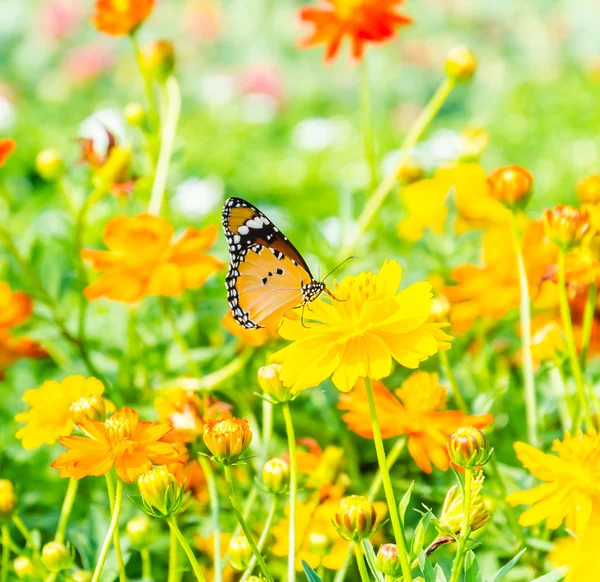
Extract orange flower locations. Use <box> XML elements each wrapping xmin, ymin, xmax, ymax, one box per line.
<box><xmin>81</xmin><ymin>214</ymin><xmax>224</xmax><ymax>302</ymax></box>
<box><xmin>0</xmin><ymin>283</ymin><xmax>33</xmax><ymax>330</ymax></box>
<box><xmin>339</xmin><ymin>372</ymin><xmax>493</xmax><ymax>473</ymax></box>
<box><xmin>93</xmin><ymin>0</ymin><xmax>154</xmax><ymax>36</ymax></box>
<box><xmin>0</xmin><ymin>138</ymin><xmax>15</xmax><ymax>168</ymax></box>
<box><xmin>0</xmin><ymin>333</ymin><xmax>46</xmax><ymax>378</ymax></box>
<box><xmin>166</xmin><ymin>443</ymin><xmax>208</xmax><ymax>502</ymax></box>
<box><xmin>299</xmin><ymin>0</ymin><xmax>411</xmax><ymax>62</ymax></box>
<box><xmin>51</xmin><ymin>408</ymin><xmax>182</xmax><ymax>482</ymax></box>
<box><xmin>221</xmin><ymin>310</ymin><xmax>280</xmax><ymax>347</ymax></box>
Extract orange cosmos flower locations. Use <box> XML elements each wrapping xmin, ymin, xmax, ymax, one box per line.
<box><xmin>338</xmin><ymin>372</ymin><xmax>493</xmax><ymax>473</ymax></box>
<box><xmin>93</xmin><ymin>0</ymin><xmax>155</xmax><ymax>36</ymax></box>
<box><xmin>81</xmin><ymin>214</ymin><xmax>224</xmax><ymax>302</ymax></box>
<box><xmin>299</xmin><ymin>0</ymin><xmax>411</xmax><ymax>62</ymax></box>
<box><xmin>0</xmin><ymin>334</ymin><xmax>47</xmax><ymax>379</ymax></box>
<box><xmin>0</xmin><ymin>283</ymin><xmax>33</xmax><ymax>330</ymax></box>
<box><xmin>51</xmin><ymin>408</ymin><xmax>182</xmax><ymax>482</ymax></box>
<box><xmin>0</xmin><ymin>138</ymin><xmax>15</xmax><ymax>168</ymax></box>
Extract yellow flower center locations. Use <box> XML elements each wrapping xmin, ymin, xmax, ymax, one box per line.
<box><xmin>336</xmin><ymin>272</ymin><xmax>380</xmax><ymax>302</ymax></box>
<box><xmin>333</xmin><ymin>0</ymin><xmax>364</xmax><ymax>19</ymax></box>
<box><xmin>105</xmin><ymin>415</ymin><xmax>134</xmax><ymax>442</ymax></box>
<box><xmin>553</xmin><ymin>432</ymin><xmax>600</xmax><ymax>492</ymax></box>
<box><xmin>111</xmin><ymin>0</ymin><xmax>132</xmax><ymax>12</ymax></box>
<box><xmin>212</xmin><ymin>419</ymin><xmax>242</xmax><ymax>437</ymax></box>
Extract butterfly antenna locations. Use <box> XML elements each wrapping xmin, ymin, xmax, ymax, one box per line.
<box><xmin>321</xmin><ymin>256</ymin><xmax>358</xmax><ymax>283</ymax></box>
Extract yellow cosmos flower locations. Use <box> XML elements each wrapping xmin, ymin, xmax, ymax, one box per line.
<box><xmin>550</xmin><ymin>512</ymin><xmax>600</xmax><ymax>582</ymax></box>
<box><xmin>506</xmin><ymin>431</ymin><xmax>600</xmax><ymax>535</ymax></box>
<box><xmin>271</xmin><ymin>260</ymin><xmax>451</xmax><ymax>393</ymax></box>
<box><xmin>15</xmin><ymin>376</ymin><xmax>105</xmax><ymax>450</ymax></box>
<box><xmin>397</xmin><ymin>163</ymin><xmax>511</xmax><ymax>241</ymax></box>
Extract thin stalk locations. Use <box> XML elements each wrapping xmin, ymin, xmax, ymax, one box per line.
<box><xmin>261</xmin><ymin>399</ymin><xmax>273</xmax><ymax>466</ymax></box>
<box><xmin>360</xmin><ymin>59</ymin><xmax>377</xmax><ymax>191</ymax></box>
<box><xmin>581</xmin><ymin>282</ymin><xmax>597</xmax><ymax>371</ymax></box>
<box><xmin>187</xmin><ymin>349</ymin><xmax>253</xmax><ymax>392</ymax></box>
<box><xmin>141</xmin><ymin>548</ymin><xmax>152</xmax><ymax>581</ymax></box>
<box><xmin>281</xmin><ymin>402</ymin><xmax>298</xmax><ymax>582</ymax></box>
<box><xmin>55</xmin><ymin>478</ymin><xmax>79</xmax><ymax>544</ymax></box>
<box><xmin>223</xmin><ymin>464</ymin><xmax>274</xmax><ymax>582</ymax></box>
<box><xmin>549</xmin><ymin>366</ymin><xmax>572</xmax><ymax>432</ymax></box>
<box><xmin>11</xmin><ymin>515</ymin><xmax>36</xmax><ymax>551</ymax></box>
<box><xmin>338</xmin><ymin>77</ymin><xmax>456</xmax><ymax>261</ymax></box>
<box><xmin>510</xmin><ymin>214</ymin><xmax>538</xmax><ymax>447</ymax></box>
<box><xmin>166</xmin><ymin>516</ymin><xmax>207</xmax><ymax>582</ymax></box>
<box><xmin>449</xmin><ymin>469</ymin><xmax>473</xmax><ymax>582</ymax></box>
<box><xmin>168</xmin><ymin>524</ymin><xmax>178</xmax><ymax>582</ymax></box>
<box><xmin>354</xmin><ymin>543</ymin><xmax>370</xmax><ymax>582</ymax></box>
<box><xmin>130</xmin><ymin>32</ymin><xmax>159</xmax><ymax>136</ymax></box>
<box><xmin>364</xmin><ymin>378</ymin><xmax>413</xmax><ymax>581</ymax></box>
<box><xmin>148</xmin><ymin>76</ymin><xmax>181</xmax><ymax>216</ymax></box>
<box><xmin>91</xmin><ymin>479</ymin><xmax>123</xmax><ymax>582</ymax></box>
<box><xmin>105</xmin><ymin>474</ymin><xmax>127</xmax><ymax>582</ymax></box>
<box><xmin>439</xmin><ymin>350</ymin><xmax>468</xmax><ymax>413</ymax></box>
<box><xmin>199</xmin><ymin>456</ymin><xmax>222</xmax><ymax>582</ymax></box>
<box><xmin>558</xmin><ymin>249</ymin><xmax>592</xmax><ymax>430</ymax></box>
<box><xmin>1</xmin><ymin>525</ymin><xmax>9</xmax><ymax>582</ymax></box>
<box><xmin>240</xmin><ymin>497</ymin><xmax>279</xmax><ymax>582</ymax></box>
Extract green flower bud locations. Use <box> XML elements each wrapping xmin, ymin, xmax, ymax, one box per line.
<box><xmin>262</xmin><ymin>458</ymin><xmax>290</xmax><ymax>495</ymax></box>
<box><xmin>448</xmin><ymin>426</ymin><xmax>492</xmax><ymax>468</ymax></box>
<box><xmin>333</xmin><ymin>495</ymin><xmax>378</xmax><ymax>542</ymax></box>
<box><xmin>41</xmin><ymin>542</ymin><xmax>72</xmax><ymax>573</ymax></box>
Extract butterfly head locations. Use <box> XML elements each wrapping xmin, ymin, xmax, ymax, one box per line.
<box><xmin>302</xmin><ymin>281</ymin><xmax>326</xmax><ymax>304</ymax></box>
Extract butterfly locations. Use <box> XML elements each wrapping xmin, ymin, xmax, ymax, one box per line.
<box><xmin>222</xmin><ymin>197</ymin><xmax>328</xmax><ymax>329</ymax></box>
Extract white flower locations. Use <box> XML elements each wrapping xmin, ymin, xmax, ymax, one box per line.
<box><xmin>79</xmin><ymin>108</ymin><xmax>126</xmax><ymax>155</ymax></box>
<box><xmin>172</xmin><ymin>176</ymin><xmax>224</xmax><ymax>219</ymax></box>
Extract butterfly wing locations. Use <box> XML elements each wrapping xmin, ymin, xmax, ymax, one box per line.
<box><xmin>222</xmin><ymin>197</ymin><xmax>319</xmax><ymax>328</ymax></box>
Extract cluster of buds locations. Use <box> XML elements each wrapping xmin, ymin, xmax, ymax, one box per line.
<box><xmin>445</xmin><ymin>46</ymin><xmax>477</xmax><ymax>82</ymax></box>
<box><xmin>435</xmin><ymin>471</ymin><xmax>490</xmax><ymax>538</ymax></box>
<box><xmin>333</xmin><ymin>495</ymin><xmax>378</xmax><ymax>542</ymax></box>
<box><xmin>257</xmin><ymin>364</ymin><xmax>292</xmax><ymax>403</ymax></box>
<box><xmin>262</xmin><ymin>458</ymin><xmax>290</xmax><ymax>495</ymax></box>
<box><xmin>487</xmin><ymin>165</ymin><xmax>534</xmax><ymax>210</ymax></box>
<box><xmin>41</xmin><ymin>541</ymin><xmax>73</xmax><ymax>573</ymax></box>
<box><xmin>203</xmin><ymin>417</ymin><xmax>252</xmax><ymax>464</ymax></box>
<box><xmin>448</xmin><ymin>426</ymin><xmax>493</xmax><ymax>469</ymax></box>
<box><xmin>543</xmin><ymin>205</ymin><xmax>591</xmax><ymax>251</ymax></box>
<box><xmin>137</xmin><ymin>466</ymin><xmax>186</xmax><ymax>518</ymax></box>
<box><xmin>0</xmin><ymin>479</ymin><xmax>16</xmax><ymax>521</ymax></box>
<box><xmin>228</xmin><ymin>534</ymin><xmax>252</xmax><ymax>570</ymax></box>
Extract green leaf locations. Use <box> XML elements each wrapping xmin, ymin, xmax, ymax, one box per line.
<box><xmin>434</xmin><ymin>564</ymin><xmax>448</xmax><ymax>582</ymax></box>
<box><xmin>484</xmin><ymin>548</ymin><xmax>527</xmax><ymax>582</ymax></box>
<box><xmin>530</xmin><ymin>568</ymin><xmax>568</xmax><ymax>582</ymax></box>
<box><xmin>362</xmin><ymin>540</ymin><xmax>385</xmax><ymax>582</ymax></box>
<box><xmin>302</xmin><ymin>560</ymin><xmax>323</xmax><ymax>582</ymax></box>
<box><xmin>464</xmin><ymin>551</ymin><xmax>482</xmax><ymax>582</ymax></box>
<box><xmin>419</xmin><ymin>550</ymin><xmax>437</xmax><ymax>582</ymax></box>
<box><xmin>411</xmin><ymin>509</ymin><xmax>432</xmax><ymax>559</ymax></box>
<box><xmin>399</xmin><ymin>481</ymin><xmax>415</xmax><ymax>524</ymax></box>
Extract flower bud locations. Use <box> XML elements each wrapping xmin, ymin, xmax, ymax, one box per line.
<box><xmin>445</xmin><ymin>46</ymin><xmax>477</xmax><ymax>82</ymax></box>
<box><xmin>577</xmin><ymin>175</ymin><xmax>600</xmax><ymax>205</ymax></box>
<box><xmin>448</xmin><ymin>426</ymin><xmax>492</xmax><ymax>468</ymax></box>
<box><xmin>13</xmin><ymin>556</ymin><xmax>37</xmax><ymax>580</ymax></box>
<box><xmin>396</xmin><ymin>156</ymin><xmax>425</xmax><ymax>184</ymax></box>
<box><xmin>41</xmin><ymin>542</ymin><xmax>72</xmax><ymax>573</ymax></box>
<box><xmin>124</xmin><ymin>103</ymin><xmax>147</xmax><ymax>127</ymax></box>
<box><xmin>36</xmin><ymin>149</ymin><xmax>64</xmax><ymax>182</ymax></box>
<box><xmin>0</xmin><ymin>480</ymin><xmax>16</xmax><ymax>520</ymax></box>
<box><xmin>228</xmin><ymin>534</ymin><xmax>252</xmax><ymax>570</ymax></box>
<box><xmin>487</xmin><ymin>165</ymin><xmax>533</xmax><ymax>209</ymax></box>
<box><xmin>262</xmin><ymin>458</ymin><xmax>290</xmax><ymax>495</ymax></box>
<box><xmin>333</xmin><ymin>495</ymin><xmax>378</xmax><ymax>542</ymax></box>
<box><xmin>126</xmin><ymin>515</ymin><xmax>156</xmax><ymax>548</ymax></box>
<box><xmin>375</xmin><ymin>543</ymin><xmax>401</xmax><ymax>577</ymax></box>
<box><xmin>308</xmin><ymin>532</ymin><xmax>332</xmax><ymax>557</ymax></box>
<box><xmin>203</xmin><ymin>417</ymin><xmax>252</xmax><ymax>464</ymax></box>
<box><xmin>257</xmin><ymin>364</ymin><xmax>291</xmax><ymax>403</ymax></box>
<box><xmin>67</xmin><ymin>570</ymin><xmax>93</xmax><ymax>582</ymax></box>
<box><xmin>142</xmin><ymin>40</ymin><xmax>175</xmax><ymax>83</ymax></box>
<box><xmin>92</xmin><ymin>146</ymin><xmax>132</xmax><ymax>189</ymax></box>
<box><xmin>543</xmin><ymin>205</ymin><xmax>591</xmax><ymax>250</ymax></box>
<box><xmin>138</xmin><ymin>466</ymin><xmax>185</xmax><ymax>518</ymax></box>
<box><xmin>70</xmin><ymin>394</ymin><xmax>107</xmax><ymax>423</ymax></box>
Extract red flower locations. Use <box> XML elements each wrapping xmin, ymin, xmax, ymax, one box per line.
<box><xmin>0</xmin><ymin>139</ymin><xmax>16</xmax><ymax>168</ymax></box>
<box><xmin>299</xmin><ymin>0</ymin><xmax>411</xmax><ymax>62</ymax></box>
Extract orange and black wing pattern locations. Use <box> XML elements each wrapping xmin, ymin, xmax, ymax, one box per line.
<box><xmin>222</xmin><ymin>197</ymin><xmax>325</xmax><ymax>329</ymax></box>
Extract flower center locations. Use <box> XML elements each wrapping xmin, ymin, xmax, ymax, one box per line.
<box><xmin>105</xmin><ymin>416</ymin><xmax>134</xmax><ymax>442</ymax></box>
<box><xmin>333</xmin><ymin>0</ymin><xmax>364</xmax><ymax>19</ymax></box>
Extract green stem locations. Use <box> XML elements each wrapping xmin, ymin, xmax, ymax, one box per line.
<box><xmin>130</xmin><ymin>32</ymin><xmax>159</xmax><ymax>136</ymax></box>
<box><xmin>281</xmin><ymin>402</ymin><xmax>298</xmax><ymax>582</ymax></box>
<box><xmin>354</xmin><ymin>543</ymin><xmax>370</xmax><ymax>582</ymax></box>
<box><xmin>11</xmin><ymin>515</ymin><xmax>36</xmax><ymax>551</ymax></box>
<box><xmin>186</xmin><ymin>349</ymin><xmax>253</xmax><ymax>392</ymax></box>
<box><xmin>1</xmin><ymin>525</ymin><xmax>9</xmax><ymax>582</ymax></box>
<box><xmin>167</xmin><ymin>516</ymin><xmax>207</xmax><ymax>582</ymax></box>
<box><xmin>199</xmin><ymin>456</ymin><xmax>222</xmax><ymax>582</ymax></box>
<box><xmin>581</xmin><ymin>282</ymin><xmax>597</xmax><ymax>371</ymax></box>
<box><xmin>449</xmin><ymin>468</ymin><xmax>473</xmax><ymax>582</ymax></box>
<box><xmin>360</xmin><ymin>58</ymin><xmax>377</xmax><ymax>191</ymax></box>
<box><xmin>223</xmin><ymin>464</ymin><xmax>274</xmax><ymax>582</ymax></box>
<box><xmin>91</xmin><ymin>479</ymin><xmax>123</xmax><ymax>582</ymax></box>
<box><xmin>261</xmin><ymin>399</ymin><xmax>273</xmax><ymax>466</ymax></box>
<box><xmin>55</xmin><ymin>478</ymin><xmax>79</xmax><ymax>544</ymax></box>
<box><xmin>364</xmin><ymin>378</ymin><xmax>413</xmax><ymax>582</ymax></box>
<box><xmin>338</xmin><ymin>77</ymin><xmax>456</xmax><ymax>261</ymax></box>
<box><xmin>148</xmin><ymin>76</ymin><xmax>181</xmax><ymax>216</ymax></box>
<box><xmin>141</xmin><ymin>548</ymin><xmax>152</xmax><ymax>581</ymax></box>
<box><xmin>105</xmin><ymin>474</ymin><xmax>126</xmax><ymax>582</ymax></box>
<box><xmin>439</xmin><ymin>349</ymin><xmax>468</xmax><ymax>413</ymax></box>
<box><xmin>558</xmin><ymin>249</ymin><xmax>592</xmax><ymax>430</ymax></box>
<box><xmin>549</xmin><ymin>365</ymin><xmax>572</xmax><ymax>432</ymax></box>
<box><xmin>240</xmin><ymin>497</ymin><xmax>279</xmax><ymax>582</ymax></box>
<box><xmin>161</xmin><ymin>297</ymin><xmax>200</xmax><ymax>376</ymax></box>
<box><xmin>168</xmin><ymin>523</ymin><xmax>178</xmax><ymax>582</ymax></box>
<box><xmin>510</xmin><ymin>214</ymin><xmax>538</xmax><ymax>447</ymax></box>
